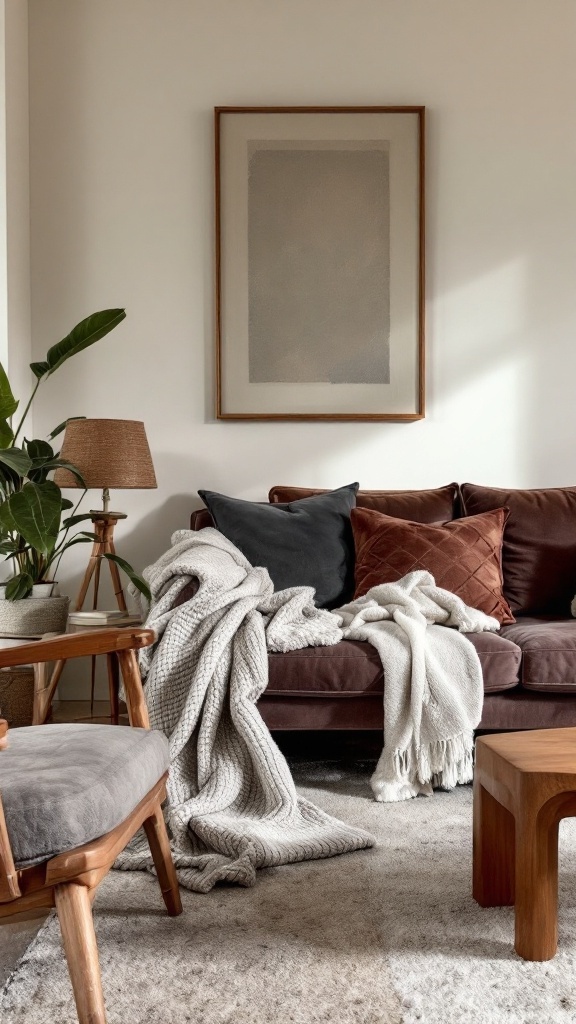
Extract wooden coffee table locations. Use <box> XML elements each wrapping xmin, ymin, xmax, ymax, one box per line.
<box><xmin>473</xmin><ymin>727</ymin><xmax>576</xmax><ymax>961</ymax></box>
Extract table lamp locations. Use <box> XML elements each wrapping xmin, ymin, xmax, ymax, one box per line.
<box><xmin>54</xmin><ymin>418</ymin><xmax>157</xmax><ymax>613</ymax></box>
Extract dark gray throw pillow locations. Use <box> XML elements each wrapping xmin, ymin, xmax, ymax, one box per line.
<box><xmin>198</xmin><ymin>483</ymin><xmax>359</xmax><ymax>609</ymax></box>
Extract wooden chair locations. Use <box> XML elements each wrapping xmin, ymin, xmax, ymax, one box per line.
<box><xmin>0</xmin><ymin>627</ymin><xmax>182</xmax><ymax>1024</ymax></box>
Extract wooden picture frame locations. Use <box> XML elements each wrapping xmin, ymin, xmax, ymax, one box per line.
<box><xmin>215</xmin><ymin>106</ymin><xmax>425</xmax><ymax>421</ymax></box>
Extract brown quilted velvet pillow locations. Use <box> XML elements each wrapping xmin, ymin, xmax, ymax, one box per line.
<box><xmin>351</xmin><ymin>506</ymin><xmax>515</xmax><ymax>624</ymax></box>
<box><xmin>269</xmin><ymin>483</ymin><xmax>459</xmax><ymax>523</ymax></box>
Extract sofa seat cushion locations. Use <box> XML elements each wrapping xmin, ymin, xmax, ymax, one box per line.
<box><xmin>500</xmin><ymin>618</ymin><xmax>576</xmax><ymax>693</ymax></box>
<box><xmin>464</xmin><ymin>631</ymin><xmax>521</xmax><ymax>693</ymax></box>
<box><xmin>267</xmin><ymin>640</ymin><xmax>384</xmax><ymax>696</ymax></box>
<box><xmin>1</xmin><ymin>723</ymin><xmax>169</xmax><ymax>868</ymax></box>
<box><xmin>264</xmin><ymin>633</ymin><xmax>521</xmax><ymax>698</ymax></box>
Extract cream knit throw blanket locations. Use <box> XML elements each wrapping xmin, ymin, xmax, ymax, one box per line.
<box><xmin>115</xmin><ymin>529</ymin><xmax>373</xmax><ymax>892</ymax></box>
<box><xmin>336</xmin><ymin>571</ymin><xmax>500</xmax><ymax>803</ymax></box>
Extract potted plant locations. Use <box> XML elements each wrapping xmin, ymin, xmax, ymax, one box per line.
<box><xmin>0</xmin><ymin>309</ymin><xmax>150</xmax><ymax>633</ymax></box>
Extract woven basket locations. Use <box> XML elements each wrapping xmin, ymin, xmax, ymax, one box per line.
<box><xmin>0</xmin><ymin>666</ymin><xmax>35</xmax><ymax>726</ymax></box>
<box><xmin>0</xmin><ymin>595</ymin><xmax>70</xmax><ymax>637</ymax></box>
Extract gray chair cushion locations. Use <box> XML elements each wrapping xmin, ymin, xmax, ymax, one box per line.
<box><xmin>0</xmin><ymin>723</ymin><xmax>170</xmax><ymax>867</ymax></box>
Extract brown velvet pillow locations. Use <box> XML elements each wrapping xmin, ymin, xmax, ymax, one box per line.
<box><xmin>460</xmin><ymin>483</ymin><xmax>576</xmax><ymax>616</ymax></box>
<box><xmin>269</xmin><ymin>483</ymin><xmax>459</xmax><ymax>524</ymax></box>
<box><xmin>351</xmin><ymin>506</ymin><xmax>515</xmax><ymax>625</ymax></box>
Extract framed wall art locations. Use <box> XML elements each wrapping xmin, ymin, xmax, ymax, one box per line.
<box><xmin>215</xmin><ymin>106</ymin><xmax>425</xmax><ymax>421</ymax></box>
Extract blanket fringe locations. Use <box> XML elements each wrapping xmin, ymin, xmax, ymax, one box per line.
<box><xmin>394</xmin><ymin>732</ymin><xmax>475</xmax><ymax>791</ymax></box>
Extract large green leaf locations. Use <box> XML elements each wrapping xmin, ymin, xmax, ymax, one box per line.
<box><xmin>39</xmin><ymin>458</ymin><xmax>86</xmax><ymax>487</ymax></box>
<box><xmin>0</xmin><ymin>480</ymin><xmax>62</xmax><ymax>555</ymax></box>
<box><xmin>0</xmin><ymin>419</ymin><xmax>14</xmax><ymax>448</ymax></box>
<box><xmin>39</xmin><ymin>309</ymin><xmax>126</xmax><ymax>378</ymax></box>
<box><xmin>30</xmin><ymin>361</ymin><xmax>49</xmax><ymax>381</ymax></box>
<box><xmin>25</xmin><ymin>439</ymin><xmax>54</xmax><ymax>463</ymax></box>
<box><xmin>57</xmin><ymin>532</ymin><xmax>98</xmax><ymax>552</ymax></box>
<box><xmin>0</xmin><ymin>363</ymin><xmax>18</xmax><ymax>420</ymax></box>
<box><xmin>62</xmin><ymin>512</ymin><xmax>95</xmax><ymax>528</ymax></box>
<box><xmin>27</xmin><ymin>454</ymin><xmax>85</xmax><ymax>487</ymax></box>
<box><xmin>5</xmin><ymin>572</ymin><xmax>33</xmax><ymax>600</ymax></box>
<box><xmin>103</xmin><ymin>553</ymin><xmax>151</xmax><ymax>602</ymax></box>
<box><xmin>0</xmin><ymin>500</ymin><xmax>17</xmax><ymax>533</ymax></box>
<box><xmin>48</xmin><ymin>416</ymin><xmax>86</xmax><ymax>441</ymax></box>
<box><xmin>0</xmin><ymin>447</ymin><xmax>32</xmax><ymax>476</ymax></box>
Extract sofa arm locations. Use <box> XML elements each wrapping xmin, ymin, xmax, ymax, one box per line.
<box><xmin>190</xmin><ymin>508</ymin><xmax>214</xmax><ymax>530</ymax></box>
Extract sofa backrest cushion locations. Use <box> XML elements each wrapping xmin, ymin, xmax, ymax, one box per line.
<box><xmin>460</xmin><ymin>483</ymin><xmax>576</xmax><ymax>616</ymax></box>
<box><xmin>198</xmin><ymin>483</ymin><xmax>359</xmax><ymax>609</ymax></box>
<box><xmin>268</xmin><ymin>483</ymin><xmax>459</xmax><ymax>523</ymax></box>
<box><xmin>351</xmin><ymin>505</ymin><xmax>515</xmax><ymax>624</ymax></box>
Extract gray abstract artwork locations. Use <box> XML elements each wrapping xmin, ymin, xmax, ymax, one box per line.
<box><xmin>247</xmin><ymin>145</ymin><xmax>390</xmax><ymax>384</ymax></box>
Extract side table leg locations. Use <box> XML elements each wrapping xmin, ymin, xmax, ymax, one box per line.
<box><xmin>32</xmin><ymin>659</ymin><xmax>66</xmax><ymax>725</ymax></box>
<box><xmin>514</xmin><ymin>807</ymin><xmax>559</xmax><ymax>961</ymax></box>
<box><xmin>32</xmin><ymin>663</ymin><xmax>49</xmax><ymax>725</ymax></box>
<box><xmin>106</xmin><ymin>654</ymin><xmax>120</xmax><ymax>725</ymax></box>
<box><xmin>473</xmin><ymin>778</ymin><xmax>515</xmax><ymax>907</ymax></box>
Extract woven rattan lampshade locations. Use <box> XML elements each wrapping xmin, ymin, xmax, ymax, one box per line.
<box><xmin>53</xmin><ymin>419</ymin><xmax>157</xmax><ymax>491</ymax></box>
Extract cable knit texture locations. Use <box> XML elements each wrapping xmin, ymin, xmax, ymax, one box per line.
<box><xmin>116</xmin><ymin>528</ymin><xmax>373</xmax><ymax>891</ymax></box>
<box><xmin>337</xmin><ymin>571</ymin><xmax>500</xmax><ymax>802</ymax></box>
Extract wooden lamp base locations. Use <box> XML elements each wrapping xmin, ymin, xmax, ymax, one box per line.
<box><xmin>34</xmin><ymin>512</ymin><xmax>132</xmax><ymax>725</ymax></box>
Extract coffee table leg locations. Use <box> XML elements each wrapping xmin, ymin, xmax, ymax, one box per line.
<box><xmin>106</xmin><ymin>654</ymin><xmax>120</xmax><ymax>725</ymax></box>
<box><xmin>473</xmin><ymin>778</ymin><xmax>515</xmax><ymax>907</ymax></box>
<box><xmin>514</xmin><ymin>808</ymin><xmax>559</xmax><ymax>961</ymax></box>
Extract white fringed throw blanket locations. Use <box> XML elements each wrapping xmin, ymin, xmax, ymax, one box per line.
<box><xmin>116</xmin><ymin>529</ymin><xmax>373</xmax><ymax>892</ymax></box>
<box><xmin>337</xmin><ymin>572</ymin><xmax>499</xmax><ymax>802</ymax></box>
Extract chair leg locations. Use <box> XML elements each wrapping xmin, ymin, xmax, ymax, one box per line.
<box><xmin>143</xmin><ymin>800</ymin><xmax>183</xmax><ymax>917</ymax></box>
<box><xmin>55</xmin><ymin>882</ymin><xmax>107</xmax><ymax>1024</ymax></box>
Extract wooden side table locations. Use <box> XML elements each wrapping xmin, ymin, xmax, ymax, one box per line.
<box><xmin>0</xmin><ymin>622</ymin><xmax>143</xmax><ymax>727</ymax></box>
<box><xmin>0</xmin><ymin>637</ymin><xmax>80</xmax><ymax>725</ymax></box>
<box><xmin>32</xmin><ymin>637</ymin><xmax>113</xmax><ymax>725</ymax></box>
<box><xmin>0</xmin><ymin>641</ymin><xmax>37</xmax><ymax>726</ymax></box>
<box><xmin>473</xmin><ymin>727</ymin><xmax>576</xmax><ymax>961</ymax></box>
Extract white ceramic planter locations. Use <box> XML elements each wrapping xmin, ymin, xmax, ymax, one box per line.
<box><xmin>0</xmin><ymin>581</ymin><xmax>57</xmax><ymax>600</ymax></box>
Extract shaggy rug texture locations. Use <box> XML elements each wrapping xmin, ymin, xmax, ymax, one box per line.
<box><xmin>3</xmin><ymin>763</ymin><xmax>576</xmax><ymax>1023</ymax></box>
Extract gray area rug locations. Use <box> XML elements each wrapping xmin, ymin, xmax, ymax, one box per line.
<box><xmin>3</xmin><ymin>762</ymin><xmax>576</xmax><ymax>1023</ymax></box>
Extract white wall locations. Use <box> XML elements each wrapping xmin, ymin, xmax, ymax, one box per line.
<box><xmin>0</xmin><ymin>0</ymin><xmax>30</xmax><ymax>412</ymax></box>
<box><xmin>25</xmin><ymin>0</ymin><xmax>576</xmax><ymax>622</ymax></box>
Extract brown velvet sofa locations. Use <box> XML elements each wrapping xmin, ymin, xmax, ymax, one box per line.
<box><xmin>190</xmin><ymin>482</ymin><xmax>576</xmax><ymax>733</ymax></box>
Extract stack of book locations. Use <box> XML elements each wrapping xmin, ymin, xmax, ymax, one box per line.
<box><xmin>68</xmin><ymin>609</ymin><xmax>142</xmax><ymax>627</ymax></box>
